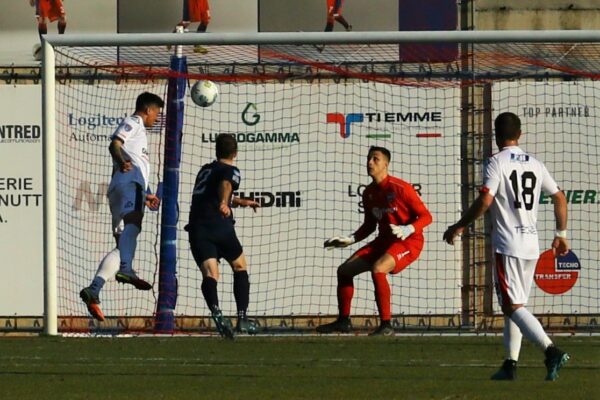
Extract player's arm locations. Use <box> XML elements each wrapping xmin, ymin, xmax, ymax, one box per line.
<box><xmin>324</xmin><ymin>193</ymin><xmax>376</xmax><ymax>249</ymax></box>
<box><xmin>232</xmin><ymin>196</ymin><xmax>260</xmax><ymax>212</ymax></box>
<box><xmin>217</xmin><ymin>179</ymin><xmax>233</xmax><ymax>217</ymax></box>
<box><xmin>550</xmin><ymin>190</ymin><xmax>569</xmax><ymax>256</ymax></box>
<box><xmin>390</xmin><ymin>186</ymin><xmax>433</xmax><ymax>240</ymax></box>
<box><xmin>108</xmin><ymin>138</ymin><xmax>132</xmax><ymax>172</ymax></box>
<box><xmin>443</xmin><ymin>191</ymin><xmax>494</xmax><ymax>245</ymax></box>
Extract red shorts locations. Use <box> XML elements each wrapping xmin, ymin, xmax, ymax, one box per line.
<box><xmin>36</xmin><ymin>0</ymin><xmax>65</xmax><ymax>22</ymax></box>
<box><xmin>327</xmin><ymin>0</ymin><xmax>344</xmax><ymax>16</ymax></box>
<box><xmin>353</xmin><ymin>237</ymin><xmax>421</xmax><ymax>274</ymax></box>
<box><xmin>185</xmin><ymin>0</ymin><xmax>211</xmax><ymax>24</ymax></box>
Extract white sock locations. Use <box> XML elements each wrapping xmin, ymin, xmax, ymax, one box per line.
<box><xmin>118</xmin><ymin>224</ymin><xmax>141</xmax><ymax>273</ymax></box>
<box><xmin>510</xmin><ymin>307</ymin><xmax>553</xmax><ymax>351</ymax></box>
<box><xmin>95</xmin><ymin>248</ymin><xmax>120</xmax><ymax>281</ymax></box>
<box><xmin>504</xmin><ymin>316</ymin><xmax>523</xmax><ymax>361</ymax></box>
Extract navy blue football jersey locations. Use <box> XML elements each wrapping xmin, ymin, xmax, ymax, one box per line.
<box><xmin>189</xmin><ymin>160</ymin><xmax>241</xmax><ymax>226</ymax></box>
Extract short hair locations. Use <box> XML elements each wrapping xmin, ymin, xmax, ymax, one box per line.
<box><xmin>216</xmin><ymin>134</ymin><xmax>238</xmax><ymax>159</ymax></box>
<box><xmin>135</xmin><ymin>92</ymin><xmax>164</xmax><ymax>112</ymax></box>
<box><xmin>494</xmin><ymin>112</ymin><xmax>521</xmax><ymax>141</ymax></box>
<box><xmin>368</xmin><ymin>145</ymin><xmax>391</xmax><ymax>162</ymax></box>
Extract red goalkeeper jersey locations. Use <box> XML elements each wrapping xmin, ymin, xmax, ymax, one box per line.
<box><xmin>353</xmin><ymin>175</ymin><xmax>432</xmax><ymax>252</ymax></box>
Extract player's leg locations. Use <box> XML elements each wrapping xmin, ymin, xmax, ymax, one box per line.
<box><xmin>113</xmin><ymin>183</ymin><xmax>152</xmax><ymax>290</ymax></box>
<box><xmin>228</xmin><ymin>253</ymin><xmax>258</xmax><ymax>335</ymax></box>
<box><xmin>54</xmin><ymin>0</ymin><xmax>66</xmax><ymax>34</ymax></box>
<box><xmin>185</xmin><ymin>0</ymin><xmax>209</xmax><ymax>53</ymax></box>
<box><xmin>219</xmin><ymin>227</ymin><xmax>256</xmax><ymax>334</ymax></box>
<box><xmin>324</xmin><ymin>0</ymin><xmax>335</xmax><ymax>32</ymax></box>
<box><xmin>368</xmin><ymin>242</ymin><xmax>420</xmax><ymax>336</ymax></box>
<box><xmin>189</xmin><ymin>224</ymin><xmax>234</xmax><ymax>339</ymax></box>
<box><xmin>335</xmin><ymin>15</ymin><xmax>351</xmax><ymax>31</ymax></box>
<box><xmin>495</xmin><ymin>254</ymin><xmax>569</xmax><ymax>380</ymax></box>
<box><xmin>316</xmin><ymin>252</ymin><xmax>372</xmax><ymax>333</ymax></box>
<box><xmin>197</xmin><ymin>0</ymin><xmax>211</xmax><ymax>32</ymax></box>
<box><xmin>35</xmin><ymin>1</ymin><xmax>47</xmax><ymax>41</ymax></box>
<box><xmin>80</xmin><ymin>199</ymin><xmax>123</xmax><ymax>320</ymax></box>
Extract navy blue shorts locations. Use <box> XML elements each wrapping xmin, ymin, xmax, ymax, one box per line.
<box><xmin>188</xmin><ymin>223</ymin><xmax>243</xmax><ymax>265</ymax></box>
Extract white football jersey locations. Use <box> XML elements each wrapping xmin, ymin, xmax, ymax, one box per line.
<box><xmin>108</xmin><ymin>115</ymin><xmax>150</xmax><ymax>191</ymax></box>
<box><xmin>482</xmin><ymin>146</ymin><xmax>560</xmax><ymax>259</ymax></box>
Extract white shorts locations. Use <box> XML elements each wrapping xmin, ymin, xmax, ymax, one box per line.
<box><xmin>107</xmin><ymin>182</ymin><xmax>144</xmax><ymax>235</ymax></box>
<box><xmin>493</xmin><ymin>253</ymin><xmax>537</xmax><ymax>306</ymax></box>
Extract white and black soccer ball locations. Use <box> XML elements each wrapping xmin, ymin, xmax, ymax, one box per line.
<box><xmin>190</xmin><ymin>80</ymin><xmax>219</xmax><ymax>107</ymax></box>
<box><xmin>33</xmin><ymin>43</ymin><xmax>42</xmax><ymax>62</ymax></box>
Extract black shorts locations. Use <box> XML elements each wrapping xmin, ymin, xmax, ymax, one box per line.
<box><xmin>188</xmin><ymin>223</ymin><xmax>243</xmax><ymax>265</ymax></box>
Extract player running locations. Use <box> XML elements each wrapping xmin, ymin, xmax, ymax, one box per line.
<box><xmin>318</xmin><ymin>146</ymin><xmax>432</xmax><ymax>336</ymax></box>
<box><xmin>314</xmin><ymin>0</ymin><xmax>353</xmax><ymax>52</ymax></box>
<box><xmin>444</xmin><ymin>112</ymin><xmax>570</xmax><ymax>381</ymax></box>
<box><xmin>186</xmin><ymin>134</ymin><xmax>260</xmax><ymax>339</ymax></box>
<box><xmin>80</xmin><ymin>92</ymin><xmax>164</xmax><ymax>321</ymax></box>
<box><xmin>170</xmin><ymin>0</ymin><xmax>211</xmax><ymax>54</ymax></box>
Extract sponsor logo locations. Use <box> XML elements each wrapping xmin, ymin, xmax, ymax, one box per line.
<box><xmin>68</xmin><ymin>113</ymin><xmax>128</xmax><ymax>131</ymax></box>
<box><xmin>72</xmin><ymin>181</ymin><xmax>109</xmax><ymax>212</ymax></box>
<box><xmin>522</xmin><ymin>106</ymin><xmax>590</xmax><ymax>118</ymax></box>
<box><xmin>535</xmin><ymin>250</ymin><xmax>580</xmax><ymax>295</ymax></box>
<box><xmin>234</xmin><ymin>191</ymin><xmax>301</xmax><ymax>207</ymax></box>
<box><xmin>347</xmin><ymin>183</ymin><xmax>422</xmax><ymax>212</ymax></box>
<box><xmin>540</xmin><ymin>189</ymin><xmax>599</xmax><ymax>205</ymax></box>
<box><xmin>327</xmin><ymin>111</ymin><xmax>443</xmax><ymax>139</ymax></box>
<box><xmin>326</xmin><ymin>113</ymin><xmax>364</xmax><ymax>138</ymax></box>
<box><xmin>242</xmin><ymin>103</ymin><xmax>261</xmax><ymax>126</ymax></box>
<box><xmin>202</xmin><ymin>132</ymin><xmax>300</xmax><ymax>143</ymax></box>
<box><xmin>0</xmin><ymin>125</ymin><xmax>41</xmax><ymax>143</ymax></box>
<box><xmin>202</xmin><ymin>104</ymin><xmax>300</xmax><ymax>144</ymax></box>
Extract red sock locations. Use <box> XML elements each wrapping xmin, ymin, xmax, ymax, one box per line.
<box><xmin>372</xmin><ymin>272</ymin><xmax>391</xmax><ymax>321</ymax></box>
<box><xmin>337</xmin><ymin>275</ymin><xmax>354</xmax><ymax>318</ymax></box>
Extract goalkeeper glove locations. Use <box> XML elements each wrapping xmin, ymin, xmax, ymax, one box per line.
<box><xmin>324</xmin><ymin>235</ymin><xmax>355</xmax><ymax>249</ymax></box>
<box><xmin>390</xmin><ymin>224</ymin><xmax>415</xmax><ymax>240</ymax></box>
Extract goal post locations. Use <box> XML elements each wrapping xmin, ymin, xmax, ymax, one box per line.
<box><xmin>42</xmin><ymin>30</ymin><xmax>600</xmax><ymax>336</ymax></box>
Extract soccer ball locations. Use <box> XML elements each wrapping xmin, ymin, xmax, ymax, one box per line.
<box><xmin>190</xmin><ymin>80</ymin><xmax>219</xmax><ymax>107</ymax></box>
<box><xmin>33</xmin><ymin>44</ymin><xmax>42</xmax><ymax>62</ymax></box>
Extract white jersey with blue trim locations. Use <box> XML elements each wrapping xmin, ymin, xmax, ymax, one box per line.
<box><xmin>482</xmin><ymin>146</ymin><xmax>560</xmax><ymax>259</ymax></box>
<box><xmin>108</xmin><ymin>115</ymin><xmax>150</xmax><ymax>191</ymax></box>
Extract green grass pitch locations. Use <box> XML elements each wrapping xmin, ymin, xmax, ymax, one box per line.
<box><xmin>0</xmin><ymin>335</ymin><xmax>598</xmax><ymax>399</ymax></box>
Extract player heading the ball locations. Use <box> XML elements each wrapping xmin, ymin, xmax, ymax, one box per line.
<box><xmin>80</xmin><ymin>92</ymin><xmax>164</xmax><ymax>321</ymax></box>
<box><xmin>319</xmin><ymin>146</ymin><xmax>432</xmax><ymax>336</ymax></box>
<box><xmin>444</xmin><ymin>112</ymin><xmax>570</xmax><ymax>381</ymax></box>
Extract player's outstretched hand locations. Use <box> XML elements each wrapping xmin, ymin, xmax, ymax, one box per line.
<box><xmin>323</xmin><ymin>236</ymin><xmax>355</xmax><ymax>249</ymax></box>
<box><xmin>390</xmin><ymin>224</ymin><xmax>415</xmax><ymax>240</ymax></box>
<box><xmin>145</xmin><ymin>194</ymin><xmax>160</xmax><ymax>211</ymax></box>
<box><xmin>243</xmin><ymin>199</ymin><xmax>261</xmax><ymax>213</ymax></box>
<box><xmin>443</xmin><ymin>224</ymin><xmax>464</xmax><ymax>245</ymax></box>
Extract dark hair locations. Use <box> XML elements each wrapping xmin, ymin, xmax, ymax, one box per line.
<box><xmin>216</xmin><ymin>134</ymin><xmax>238</xmax><ymax>159</ymax></box>
<box><xmin>135</xmin><ymin>92</ymin><xmax>164</xmax><ymax>112</ymax></box>
<box><xmin>368</xmin><ymin>145</ymin><xmax>391</xmax><ymax>162</ymax></box>
<box><xmin>494</xmin><ymin>112</ymin><xmax>521</xmax><ymax>141</ymax></box>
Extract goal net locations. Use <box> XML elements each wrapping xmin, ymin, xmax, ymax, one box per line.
<box><xmin>43</xmin><ymin>32</ymin><xmax>600</xmax><ymax>334</ymax></box>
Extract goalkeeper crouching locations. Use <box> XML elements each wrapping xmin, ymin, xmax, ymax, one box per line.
<box><xmin>186</xmin><ymin>134</ymin><xmax>260</xmax><ymax>339</ymax></box>
<box><xmin>319</xmin><ymin>146</ymin><xmax>432</xmax><ymax>336</ymax></box>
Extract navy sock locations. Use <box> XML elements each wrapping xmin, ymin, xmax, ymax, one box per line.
<box><xmin>233</xmin><ymin>271</ymin><xmax>249</xmax><ymax>319</ymax></box>
<box><xmin>201</xmin><ymin>277</ymin><xmax>219</xmax><ymax>313</ymax></box>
